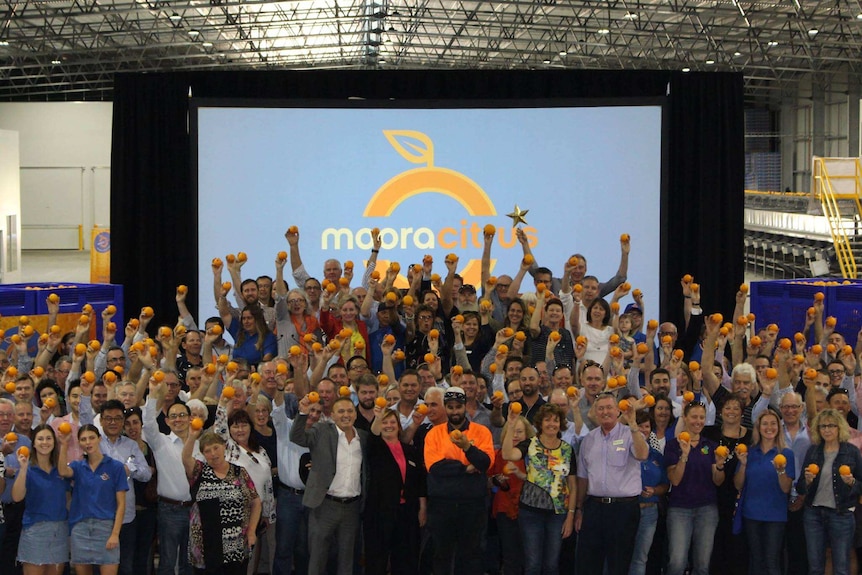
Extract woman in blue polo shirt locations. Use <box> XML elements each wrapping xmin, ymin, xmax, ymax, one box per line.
<box><xmin>58</xmin><ymin>423</ymin><xmax>128</xmax><ymax>575</ymax></box>
<box><xmin>11</xmin><ymin>424</ymin><xmax>71</xmax><ymax>572</ymax></box>
<box><xmin>224</xmin><ymin>306</ymin><xmax>278</xmax><ymax>367</ymax></box>
<box><xmin>733</xmin><ymin>410</ymin><xmax>795</xmax><ymax>575</ymax></box>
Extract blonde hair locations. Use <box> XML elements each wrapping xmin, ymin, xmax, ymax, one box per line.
<box><xmin>810</xmin><ymin>409</ymin><xmax>851</xmax><ymax>444</ymax></box>
<box><xmin>500</xmin><ymin>415</ymin><xmax>535</xmax><ymax>446</ymax></box>
<box><xmin>751</xmin><ymin>410</ymin><xmax>787</xmax><ymax>450</ymax></box>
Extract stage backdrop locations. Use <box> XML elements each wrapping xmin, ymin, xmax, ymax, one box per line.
<box><xmin>111</xmin><ymin>70</ymin><xmax>744</xmax><ymax>339</ymax></box>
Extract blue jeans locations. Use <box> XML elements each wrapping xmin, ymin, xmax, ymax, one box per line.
<box><xmin>157</xmin><ymin>501</ymin><xmax>191</xmax><ymax>575</ymax></box>
<box><xmin>745</xmin><ymin>518</ymin><xmax>784</xmax><ymax>575</ymax></box>
<box><xmin>518</xmin><ymin>506</ymin><xmax>565</xmax><ymax>575</ymax></box>
<box><xmin>666</xmin><ymin>505</ymin><xmax>719</xmax><ymax>575</ymax></box>
<box><xmin>804</xmin><ymin>506</ymin><xmax>856</xmax><ymax>575</ymax></box>
<box><xmin>273</xmin><ymin>489</ymin><xmax>309</xmax><ymax>575</ymax></box>
<box><xmin>628</xmin><ymin>504</ymin><xmax>659</xmax><ymax>575</ymax></box>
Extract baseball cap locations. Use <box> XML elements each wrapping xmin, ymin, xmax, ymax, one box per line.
<box><xmin>444</xmin><ymin>387</ymin><xmax>467</xmax><ymax>404</ymax></box>
<box><xmin>459</xmin><ymin>284</ymin><xmax>477</xmax><ymax>294</ymax></box>
<box><xmin>624</xmin><ymin>303</ymin><xmax>642</xmax><ymax>315</ymax></box>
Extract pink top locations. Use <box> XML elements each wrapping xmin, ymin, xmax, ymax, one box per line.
<box><xmin>385</xmin><ymin>439</ymin><xmax>407</xmax><ymax>502</ymax></box>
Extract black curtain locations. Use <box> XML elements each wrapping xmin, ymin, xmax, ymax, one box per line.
<box><xmin>111</xmin><ymin>70</ymin><xmax>743</xmax><ymax>334</ymax></box>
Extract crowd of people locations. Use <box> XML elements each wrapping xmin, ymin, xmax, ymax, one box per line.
<box><xmin>1</xmin><ymin>224</ymin><xmax>861</xmax><ymax>575</ymax></box>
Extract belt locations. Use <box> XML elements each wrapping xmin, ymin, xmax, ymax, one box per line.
<box><xmin>278</xmin><ymin>481</ymin><xmax>305</xmax><ymax>495</ymax></box>
<box><xmin>590</xmin><ymin>496</ymin><xmax>639</xmax><ymax>504</ymax></box>
<box><xmin>159</xmin><ymin>496</ymin><xmax>193</xmax><ymax>508</ymax></box>
<box><xmin>325</xmin><ymin>494</ymin><xmax>360</xmax><ymax>504</ymax></box>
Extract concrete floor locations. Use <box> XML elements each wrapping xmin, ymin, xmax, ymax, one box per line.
<box><xmin>19</xmin><ymin>249</ymin><xmax>91</xmax><ymax>284</ymax></box>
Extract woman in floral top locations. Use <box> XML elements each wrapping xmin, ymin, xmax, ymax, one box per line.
<box><xmin>182</xmin><ymin>429</ymin><xmax>260</xmax><ymax>575</ymax></box>
<box><xmin>503</xmin><ymin>403</ymin><xmax>576</xmax><ymax>575</ymax></box>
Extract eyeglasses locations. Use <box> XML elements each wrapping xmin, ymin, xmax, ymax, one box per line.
<box><xmin>829</xmin><ymin>369</ymin><xmax>846</xmax><ymax>376</ymax></box>
<box><xmin>305</xmin><ymin>285</ymin><xmax>321</xmax><ymax>292</ymax></box>
<box><xmin>496</xmin><ymin>283</ymin><xmax>511</xmax><ymax>289</ymax></box>
<box><xmin>102</xmin><ymin>416</ymin><xmax>124</xmax><ymax>423</ymax></box>
<box><xmin>819</xmin><ymin>424</ymin><xmax>839</xmax><ymax>429</ymax></box>
<box><xmin>288</xmin><ymin>299</ymin><xmax>305</xmax><ymax>305</ymax></box>
<box><xmin>168</xmin><ymin>413</ymin><xmax>189</xmax><ymax>420</ymax></box>
<box><xmin>418</xmin><ymin>315</ymin><xmax>434</xmax><ymax>322</ymax></box>
<box><xmin>780</xmin><ymin>404</ymin><xmax>802</xmax><ymax>409</ymax></box>
<box><xmin>350</xmin><ymin>365</ymin><xmax>368</xmax><ymax>371</ymax></box>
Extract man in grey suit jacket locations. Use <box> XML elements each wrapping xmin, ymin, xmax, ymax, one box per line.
<box><xmin>290</xmin><ymin>394</ymin><xmax>368</xmax><ymax>575</ymax></box>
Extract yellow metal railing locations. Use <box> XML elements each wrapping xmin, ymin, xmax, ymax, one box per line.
<box><xmin>812</xmin><ymin>157</ymin><xmax>862</xmax><ymax>278</ymax></box>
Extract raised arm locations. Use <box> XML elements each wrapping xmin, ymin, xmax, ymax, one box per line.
<box><xmin>182</xmin><ymin>427</ymin><xmax>202</xmax><ymax>479</ymax></box>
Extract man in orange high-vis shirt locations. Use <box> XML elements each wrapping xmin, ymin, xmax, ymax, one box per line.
<box><xmin>424</xmin><ymin>387</ymin><xmax>495</xmax><ymax>575</ymax></box>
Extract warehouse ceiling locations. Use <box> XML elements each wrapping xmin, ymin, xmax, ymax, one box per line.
<box><xmin>1</xmin><ymin>0</ymin><xmax>861</xmax><ymax>100</ymax></box>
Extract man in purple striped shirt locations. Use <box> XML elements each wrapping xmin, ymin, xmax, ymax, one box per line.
<box><xmin>574</xmin><ymin>385</ymin><xmax>649</xmax><ymax>575</ymax></box>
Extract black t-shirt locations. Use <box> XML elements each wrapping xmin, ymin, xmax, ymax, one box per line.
<box><xmin>701</xmin><ymin>424</ymin><xmax>752</xmax><ymax>514</ymax></box>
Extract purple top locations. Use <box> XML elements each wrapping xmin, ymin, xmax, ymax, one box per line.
<box><xmin>664</xmin><ymin>436</ymin><xmax>720</xmax><ymax>508</ymax></box>
<box><xmin>577</xmin><ymin>422</ymin><xmax>642</xmax><ymax>498</ymax></box>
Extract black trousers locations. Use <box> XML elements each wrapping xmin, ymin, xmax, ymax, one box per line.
<box><xmin>575</xmin><ymin>497</ymin><xmax>640</xmax><ymax>575</ymax></box>
<box><xmin>427</xmin><ymin>498</ymin><xmax>486</xmax><ymax>575</ymax></box>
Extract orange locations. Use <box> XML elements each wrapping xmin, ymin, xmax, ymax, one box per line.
<box><xmin>423</xmin><ymin>254</ymin><xmax>433</xmax><ymax>264</ymax></box>
<box><xmin>691</xmin><ymin>283</ymin><xmax>700</xmax><ymax>292</ymax></box>
<box><xmin>250</xmin><ymin>373</ymin><xmax>262</xmax><ymax>384</ymax></box>
<box><xmin>218</xmin><ymin>354</ymin><xmax>229</xmax><ymax>364</ymax></box>
<box><xmin>487</xmin><ymin>276</ymin><xmax>498</xmax><ymax>286</ymax></box>
<box><xmin>211</xmin><ymin>325</ymin><xmax>223</xmax><ymax>336</ymax></box>
<box><xmin>211</xmin><ymin>257</ymin><xmax>223</xmax><ymax>267</ymax></box>
<box><xmin>74</xmin><ymin>343</ymin><xmax>87</xmax><ymax>356</ymax></box>
<box><xmin>489</xmin><ymin>364</ymin><xmax>497</xmax><ymax>373</ymax></box>
<box><xmin>618</xmin><ymin>375</ymin><xmax>628</xmax><ymax>386</ymax></box>
<box><xmin>38</xmin><ymin>334</ymin><xmax>48</xmax><ymax>345</ymax></box>
<box><xmin>4</xmin><ymin>382</ymin><xmax>14</xmax><ymax>393</ymax></box>
<box><xmin>840</xmin><ymin>465</ymin><xmax>852</xmax><ymax>476</ymax></box>
<box><xmin>767</xmin><ymin>323</ymin><xmax>779</xmax><ymax>332</ymax></box>
<box><xmin>289</xmin><ymin>345</ymin><xmax>302</xmax><ymax>356</ymax></box>
<box><xmin>9</xmin><ymin>335</ymin><xmax>21</xmax><ymax>345</ymax></box>
<box><xmin>493</xmin><ymin>390</ymin><xmax>504</xmax><ymax>400</ymax></box>
<box><xmin>502</xmin><ymin>327</ymin><xmax>514</xmax><ymax>338</ymax></box>
<box><xmin>621</xmin><ymin>282</ymin><xmax>631</xmax><ymax>291</ymax></box>
<box><xmin>225</xmin><ymin>254</ymin><xmax>236</xmax><ymax>264</ymax></box>
<box><xmin>190</xmin><ymin>418</ymin><xmax>204</xmax><ymax>431</ymax></box>
<box><xmin>678</xmin><ymin>431</ymin><xmax>691</xmax><ymax>442</ymax></box>
<box><xmin>844</xmin><ymin>345</ymin><xmax>854</xmax><ymax>356</ymax></box>
<box><xmin>610</xmin><ymin>347</ymin><xmax>622</xmax><ymax>358</ymax></box>
<box><xmin>453</xmin><ymin>314</ymin><xmax>465</xmax><ymax>323</ymax></box>
<box><xmin>177</xmin><ymin>285</ymin><xmax>188</xmax><ymax>295</ymax></box>
<box><xmin>383</xmin><ymin>334</ymin><xmax>396</xmax><ymax>345</ymax></box>
<box><xmin>385</xmin><ymin>292</ymin><xmax>397</xmax><ymax>302</ymax></box>
<box><xmin>48</xmin><ymin>293</ymin><xmax>60</xmax><ymax>304</ymax></box>
<box><xmin>737</xmin><ymin>316</ymin><xmax>749</xmax><ymax>326</ymax></box>
<box><xmin>45</xmin><ymin>398</ymin><xmax>57</xmax><ymax>409</ymax></box>
<box><xmin>637</xmin><ymin>343</ymin><xmax>648</xmax><ymax>354</ymax></box>
<box><xmin>620</xmin><ymin>233</ymin><xmax>630</xmax><ymax>242</ymax></box>
<box><xmin>226</xmin><ymin>361</ymin><xmax>238</xmax><ymax>372</ymax></box>
<box><xmin>673</xmin><ymin>349</ymin><xmax>684</xmax><ymax>360</ymax></box>
<box><xmin>416</xmin><ymin>403</ymin><xmax>429</xmax><ymax>415</ymax></box>
<box><xmin>513</xmin><ymin>331</ymin><xmax>526</xmax><ymax>342</ymax></box>
<box><xmin>566</xmin><ymin>386</ymin><xmax>578</xmax><ymax>398</ymax></box>
<box><xmin>153</xmin><ymin>370</ymin><xmax>165</xmax><ymax>383</ymax></box>
<box><xmin>22</xmin><ymin>326</ymin><xmax>33</xmax><ymax>337</ymax></box>
<box><xmin>17</xmin><ymin>446</ymin><xmax>29</xmax><ymax>458</ymax></box>
<box><xmin>141</xmin><ymin>306</ymin><xmax>154</xmax><ymax>318</ymax></box>
<box><xmin>277</xmin><ymin>251</ymin><xmax>288</xmax><ymax>261</ymax></box>
<box><xmin>610</xmin><ymin>302</ymin><xmax>620</xmax><ymax>313</ymax></box>
<box><xmin>393</xmin><ymin>350</ymin><xmax>405</xmax><ymax>361</ymax></box>
<box><xmin>303</xmin><ymin>334</ymin><xmax>315</xmax><ymax>343</ymax></box>
<box><xmin>805</xmin><ymin>368</ymin><xmax>818</xmax><ymax>379</ymax></box>
<box><xmin>498</xmin><ymin>344</ymin><xmax>509</xmax><ymax>354</ymax></box>
<box><xmin>375</xmin><ymin>397</ymin><xmax>388</xmax><ymax>408</ymax></box>
<box><xmin>106</xmin><ymin>322</ymin><xmax>117</xmax><ymax>332</ymax></box>
<box><xmin>807</xmin><ymin>307</ymin><xmax>816</xmax><ymax>316</ymax></box>
<box><xmin>814</xmin><ymin>292</ymin><xmax>825</xmax><ymax>302</ymax></box>
<box><xmin>452</xmin><ymin>365</ymin><xmax>464</xmax><ymax>375</ymax></box>
<box><xmin>371</xmin><ymin>271</ymin><xmax>382</xmax><ymax>281</ymax></box>
<box><xmin>78</xmin><ymin>315</ymin><xmax>90</xmax><ymax>325</ymax></box>
<box><xmin>747</xmin><ymin>313</ymin><xmax>756</xmax><ymax>322</ymax></box>
<box><xmin>522</xmin><ymin>254</ymin><xmax>534</xmax><ymax>265</ymax></box>
<box><xmin>205</xmin><ymin>363</ymin><xmax>217</xmax><ymax>375</ymax></box>
<box><xmin>607</xmin><ymin>377</ymin><xmax>619</xmax><ymax>389</ymax></box>
<box><xmin>826</xmin><ymin>316</ymin><xmax>837</xmax><ymax>328</ymax></box>
<box><xmin>431</xmin><ymin>273</ymin><xmax>441</xmax><ymax>282</ymax></box>
<box><xmin>288</xmin><ymin>225</ymin><xmax>298</xmax><ymax>234</ymax></box>
<box><xmin>647</xmin><ymin>320</ymin><xmax>658</xmax><ymax>330</ymax></box>
<box><xmin>683</xmin><ymin>391</ymin><xmax>695</xmax><ymax>402</ymax></box>
<box><xmin>58</xmin><ymin>422</ymin><xmax>72</xmax><ymax>435</ymax></box>
<box><xmin>483</xmin><ymin>224</ymin><xmax>496</xmax><ymax>235</ymax></box>
<box><xmin>339</xmin><ymin>277</ymin><xmax>349</xmax><ymax>286</ymax></box>
<box><xmin>735</xmin><ymin>444</ymin><xmax>748</xmax><ymax>455</ymax></box>
<box><xmin>765</xmin><ymin>368</ymin><xmax>778</xmax><ymax>379</ymax></box>
<box><xmin>340</xmin><ymin>328</ymin><xmax>354</xmax><ymax>338</ymax></box>
<box><xmin>689</xmin><ymin>361</ymin><xmax>700</xmax><ymax>371</ymax></box>
<box><xmin>573</xmin><ymin>284</ymin><xmax>583</xmax><ymax>293</ymax></box>
<box><xmin>643</xmin><ymin>394</ymin><xmax>656</xmax><ymax>407</ymax></box>
<box><xmin>811</xmin><ymin>344</ymin><xmax>823</xmax><ymax>355</ymax></box>
<box><xmin>450</xmin><ymin>429</ymin><xmax>463</xmax><ymax>441</ymax></box>
<box><xmin>159</xmin><ymin>327</ymin><xmax>172</xmax><ymax>338</ymax></box>
<box><xmin>661</xmin><ymin>335</ymin><xmax>672</xmax><ymax>344</ymax></box>
<box><xmin>618</xmin><ymin>399</ymin><xmax>630</xmax><ymax>412</ymax></box>
<box><xmin>390</xmin><ymin>262</ymin><xmax>401</xmax><ymax>274</ymax></box>
<box><xmin>429</xmin><ymin>329</ymin><xmax>440</xmax><ymax>339</ymax></box>
<box><xmin>222</xmin><ymin>386</ymin><xmax>236</xmax><ymax>399</ymax></box>
<box><xmin>6</xmin><ymin>366</ymin><xmax>16</xmax><ymax>378</ymax></box>
<box><xmin>312</xmin><ymin>342</ymin><xmax>324</xmax><ymax>353</ymax></box>
<box><xmin>510</xmin><ymin>403</ymin><xmax>522</xmax><ymax>415</ymax></box>
<box><xmin>130</xmin><ymin>342</ymin><xmax>144</xmax><ymax>353</ymax></box>
<box><xmin>779</xmin><ymin>338</ymin><xmax>792</xmax><ymax>350</ymax></box>
<box><xmin>632</xmin><ymin>288</ymin><xmax>642</xmax><ymax>297</ymax></box>
<box><xmin>739</xmin><ymin>283</ymin><xmax>749</xmax><ymax>293</ymax></box>
<box><xmin>536</xmin><ymin>282</ymin><xmax>546</xmax><ymax>293</ymax></box>
<box><xmin>329</xmin><ymin>340</ymin><xmax>342</xmax><ymax>351</ymax></box>
<box><xmin>807</xmin><ymin>463</ymin><xmax>820</xmax><ymax>475</ymax></box>
<box><xmin>236</xmin><ymin>252</ymin><xmax>248</xmax><ymax>263</ymax></box>
<box><xmin>710</xmin><ymin>313</ymin><xmax>723</xmax><ymax>324</ymax></box>
<box><xmin>549</xmin><ymin>331</ymin><xmax>561</xmax><ymax>342</ymax></box>
<box><xmin>774</xmin><ymin>454</ymin><xmax>787</xmax><ymax>467</ymax></box>
<box><xmin>377</xmin><ymin>374</ymin><xmax>390</xmax><ymax>385</ymax></box>
<box><xmin>339</xmin><ymin>386</ymin><xmax>351</xmax><ymax>397</ymax></box>
<box><xmin>750</xmin><ymin>336</ymin><xmax>762</xmax><ymax>347</ymax></box>
<box><xmin>222</xmin><ymin>282</ymin><xmax>232</xmax><ymax>292</ymax></box>
<box><xmin>32</xmin><ymin>366</ymin><xmax>44</xmax><ymax>378</ymax></box>
<box><xmin>715</xmin><ymin>445</ymin><xmax>729</xmax><ymax>458</ymax></box>
<box><xmin>720</xmin><ymin>327</ymin><xmax>729</xmax><ymax>336</ymax></box>
<box><xmin>50</xmin><ymin>325</ymin><xmax>61</xmax><ymax>334</ymax></box>
<box><xmin>307</xmin><ymin>391</ymin><xmax>320</xmax><ymax>403</ymax></box>
<box><xmin>402</xmin><ymin>295</ymin><xmax>414</xmax><ymax>306</ymax></box>
<box><xmin>682</xmin><ymin>274</ymin><xmax>693</xmax><ymax>283</ymax></box>
<box><xmin>827</xmin><ymin>344</ymin><xmax>837</xmax><ymax>355</ymax></box>
<box><xmin>445</xmin><ymin>253</ymin><xmax>459</xmax><ymax>264</ymax></box>
<box><xmin>129</xmin><ymin>319</ymin><xmax>140</xmax><ymax>329</ymax></box>
<box><xmin>424</xmin><ymin>353</ymin><xmax>436</xmax><ymax>363</ymax></box>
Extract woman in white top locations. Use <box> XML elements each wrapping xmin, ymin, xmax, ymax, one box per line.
<box><xmin>579</xmin><ymin>298</ymin><xmax>614</xmax><ymax>364</ymax></box>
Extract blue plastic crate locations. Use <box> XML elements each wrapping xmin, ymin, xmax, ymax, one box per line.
<box><xmin>750</xmin><ymin>279</ymin><xmax>862</xmax><ymax>348</ymax></box>
<box><xmin>0</xmin><ymin>287</ymin><xmax>37</xmax><ymax>317</ymax></box>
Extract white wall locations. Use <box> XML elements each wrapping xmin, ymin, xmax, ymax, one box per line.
<box><xmin>0</xmin><ymin>102</ymin><xmax>112</xmax><ymax>250</ymax></box>
<box><xmin>0</xmin><ymin>130</ymin><xmax>22</xmax><ymax>283</ymax></box>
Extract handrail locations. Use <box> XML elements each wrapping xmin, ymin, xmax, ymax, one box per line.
<box><xmin>813</xmin><ymin>158</ymin><xmax>858</xmax><ymax>278</ymax></box>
